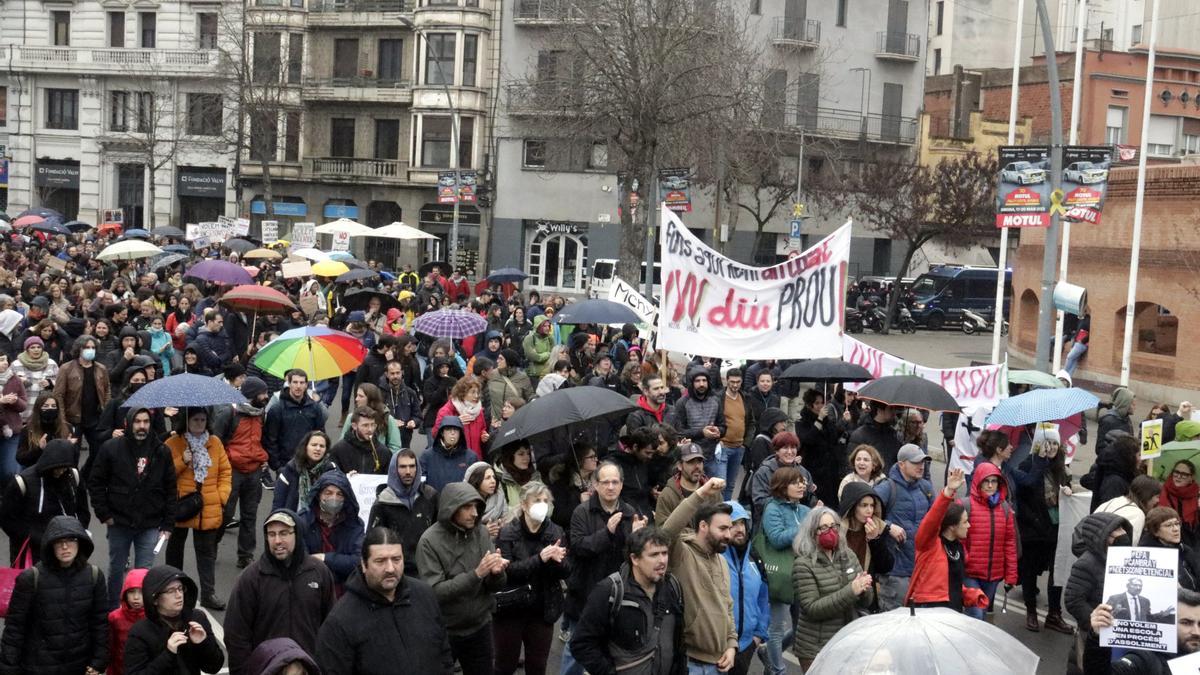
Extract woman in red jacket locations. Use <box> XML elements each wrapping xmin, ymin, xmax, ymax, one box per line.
<box><xmin>434</xmin><ymin>377</ymin><xmax>489</xmax><ymax>460</ymax></box>
<box><xmin>905</xmin><ymin>469</ymin><xmax>989</xmax><ymax>614</ymax></box>
<box><xmin>963</xmin><ymin>462</ymin><xmax>1019</xmax><ymax>620</ymax></box>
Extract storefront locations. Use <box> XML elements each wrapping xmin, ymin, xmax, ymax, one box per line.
<box><xmin>419</xmin><ymin>203</ymin><xmax>481</xmax><ymax>272</ymax></box>
<box><xmin>35</xmin><ymin>160</ymin><xmax>80</xmax><ymax>220</ymax></box>
<box><xmin>323</xmin><ymin>200</ymin><xmax>359</xmax><ymax>220</ymax></box>
<box><xmin>176</xmin><ymin>167</ymin><xmax>227</xmax><ymax>224</ymax></box>
<box><xmin>524</xmin><ymin>220</ymin><xmax>589</xmax><ymax>294</ymax></box>
<box><xmin>249</xmin><ymin>197</ymin><xmax>308</xmax><ymax>233</ymax></box>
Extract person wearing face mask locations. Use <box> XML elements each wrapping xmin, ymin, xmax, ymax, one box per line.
<box><xmin>0</xmin><ymin>439</ymin><xmax>89</xmax><ymax>565</ymax></box>
<box><xmin>16</xmin><ymin>390</ymin><xmax>73</xmax><ymax>468</ymax></box>
<box><xmin>1065</xmin><ymin>512</ymin><xmax>1134</xmax><ymax>675</ymax></box>
<box><xmin>211</xmin><ymin>377</ymin><xmax>271</xmax><ymax>570</ymax></box>
<box><xmin>961</xmin><ymin>463</ymin><xmax>1018</xmax><ymax>622</ymax></box>
<box><xmin>54</xmin><ymin>335</ymin><xmax>111</xmax><ymax>468</ymax></box>
<box><xmin>493</xmin><ymin>482</ymin><xmax>570</xmax><ymax>675</ymax></box>
<box><xmin>297</xmin><ymin>471</ymin><xmax>365</xmax><ymax>591</ymax></box>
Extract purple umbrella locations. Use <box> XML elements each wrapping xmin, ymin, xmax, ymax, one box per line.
<box><xmin>412</xmin><ymin>309</ymin><xmax>488</xmax><ymax>339</ymax></box>
<box><xmin>184</xmin><ymin>259</ymin><xmax>253</xmax><ymax>286</ymax></box>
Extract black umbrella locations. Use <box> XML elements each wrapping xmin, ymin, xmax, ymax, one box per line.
<box><xmin>152</xmin><ymin>253</ymin><xmax>190</xmax><ymax>270</ymax></box>
<box><xmin>31</xmin><ymin>220</ymin><xmax>71</xmax><ymax>236</ymax></box>
<box><xmin>420</xmin><ymin>260</ymin><xmax>451</xmax><ymax>276</ymax></box>
<box><xmin>224</xmin><ymin>238</ymin><xmax>257</xmax><ymax>255</ymax></box>
<box><xmin>487</xmin><ymin>267</ymin><xmax>528</xmax><ymax>284</ymax></box>
<box><xmin>152</xmin><ymin>226</ymin><xmax>186</xmax><ymax>238</ymax></box>
<box><xmin>492</xmin><ymin>386</ymin><xmax>637</xmax><ymax>452</ymax></box>
<box><xmin>552</xmin><ymin>299</ymin><xmax>641</xmax><ymax>326</ymax></box>
<box><xmin>336</xmin><ymin>268</ymin><xmax>380</xmax><ymax>284</ymax></box>
<box><xmin>854</xmin><ymin>375</ymin><xmax>960</xmax><ymax>413</ymax></box>
<box><xmin>342</xmin><ymin>288</ymin><xmax>401</xmax><ymax>313</ymax></box>
<box><xmin>64</xmin><ymin>220</ymin><xmax>94</xmax><ymax>233</ymax></box>
<box><xmin>781</xmin><ymin>359</ymin><xmax>873</xmax><ymax>383</ymax></box>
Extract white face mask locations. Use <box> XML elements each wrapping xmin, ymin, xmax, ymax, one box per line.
<box><xmin>528</xmin><ymin>501</ymin><xmax>551</xmax><ymax>524</ymax></box>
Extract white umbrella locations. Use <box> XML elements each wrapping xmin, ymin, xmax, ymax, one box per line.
<box><xmin>315</xmin><ymin>219</ymin><xmax>373</xmax><ymax>236</ymax></box>
<box><xmin>97</xmin><ymin>239</ymin><xmax>164</xmax><ymax>261</ymax></box>
<box><xmin>289</xmin><ymin>247</ymin><xmax>329</xmax><ymax>262</ymax></box>
<box><xmin>354</xmin><ymin>221</ymin><xmax>439</xmax><ymax>240</ymax></box>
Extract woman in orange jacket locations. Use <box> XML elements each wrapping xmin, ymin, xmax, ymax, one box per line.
<box><xmin>905</xmin><ymin>469</ymin><xmax>989</xmax><ymax>614</ymax></box>
<box><xmin>165</xmin><ymin>407</ymin><xmax>232</xmax><ymax>611</ymax></box>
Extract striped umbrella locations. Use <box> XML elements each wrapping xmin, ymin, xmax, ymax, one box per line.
<box><xmin>413</xmin><ymin>309</ymin><xmax>488</xmax><ymax>339</ymax></box>
<box><xmin>252</xmin><ymin>326</ymin><xmax>367</xmax><ymax>381</ymax></box>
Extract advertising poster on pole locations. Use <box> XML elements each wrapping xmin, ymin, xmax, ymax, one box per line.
<box><xmin>437</xmin><ymin>171</ymin><xmax>459</xmax><ymax>205</ymax></box>
<box><xmin>657</xmin><ymin>205</ymin><xmax>849</xmax><ymax>359</ymax></box>
<box><xmin>458</xmin><ymin>171</ymin><xmax>477</xmax><ymax>205</ymax></box>
<box><xmin>658</xmin><ymin>168</ymin><xmax>693</xmax><ymax>213</ymax></box>
<box><xmin>1061</xmin><ymin>146</ymin><xmax>1113</xmax><ymax>224</ymax></box>
<box><xmin>1099</xmin><ymin>546</ymin><xmax>1178</xmax><ymax>654</ymax></box>
<box><xmin>995</xmin><ymin>146</ymin><xmax>1052</xmax><ymax>228</ymax></box>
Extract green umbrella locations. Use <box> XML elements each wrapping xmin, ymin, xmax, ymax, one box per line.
<box><xmin>1007</xmin><ymin>370</ymin><xmax>1064</xmax><ymax>389</ymax></box>
<box><xmin>1152</xmin><ymin>439</ymin><xmax>1200</xmax><ymax>482</ymax></box>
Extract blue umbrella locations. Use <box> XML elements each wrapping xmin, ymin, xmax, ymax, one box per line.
<box><xmin>123</xmin><ymin>373</ymin><xmax>247</xmax><ymax>409</ymax></box>
<box><xmin>552</xmin><ymin>299</ymin><xmax>641</xmax><ymax>325</ymax></box>
<box><xmin>163</xmin><ymin>244</ymin><xmax>191</xmax><ymax>254</ymax></box>
<box><xmin>124</xmin><ymin>229</ymin><xmax>152</xmax><ymax>239</ymax></box>
<box><xmin>986</xmin><ymin>387</ymin><xmax>1099</xmax><ymax>428</ymax></box>
<box><xmin>487</xmin><ymin>267</ymin><xmax>529</xmax><ymax>284</ymax></box>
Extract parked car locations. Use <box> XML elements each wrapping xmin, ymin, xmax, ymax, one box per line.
<box><xmin>1063</xmin><ymin>161</ymin><xmax>1109</xmax><ymax>184</ymax></box>
<box><xmin>1001</xmin><ymin>161</ymin><xmax>1047</xmax><ymax>185</ymax></box>
<box><xmin>908</xmin><ymin>265</ymin><xmax>1011</xmax><ymax>331</ymax></box>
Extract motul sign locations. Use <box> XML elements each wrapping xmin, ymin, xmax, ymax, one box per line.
<box><xmin>996</xmin><ymin>213</ymin><xmax>1050</xmax><ymax>227</ymax></box>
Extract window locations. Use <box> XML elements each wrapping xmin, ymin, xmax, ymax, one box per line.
<box><xmin>420</xmin><ymin>116</ymin><xmax>451</xmax><ymax>167</ymax></box>
<box><xmin>933</xmin><ymin>48</ymin><xmax>942</xmax><ymax>75</ymax></box>
<box><xmin>458</xmin><ymin>116</ymin><xmax>474</xmax><ymax>168</ymax></box>
<box><xmin>1102</xmin><ymin>27</ymin><xmax>1113</xmax><ymax>44</ymax></box>
<box><xmin>187</xmin><ymin>93</ymin><xmax>222</xmax><ymax>136</ymax></box>
<box><xmin>837</xmin><ymin>0</ymin><xmax>848</xmax><ymax>26</ymax></box>
<box><xmin>252</xmin><ymin>33</ymin><xmax>282</xmax><ymax>84</ymax></box>
<box><xmin>46</xmin><ymin>89</ymin><xmax>78</xmax><ymax>130</ymax></box>
<box><xmin>52</xmin><ymin>11</ymin><xmax>70</xmax><ymax>46</ymax></box>
<box><xmin>461</xmin><ymin>35</ymin><xmax>478</xmax><ymax>87</ymax></box>
<box><xmin>198</xmin><ymin>13</ymin><xmax>217</xmax><ymax>49</ymax></box>
<box><xmin>750</xmin><ymin>0</ymin><xmax>760</xmax><ymax>16</ymax></box>
<box><xmin>291</xmin><ymin>0</ymin><xmax>304</xmax><ymax>7</ymax></box>
<box><xmin>378</xmin><ymin>39</ymin><xmax>403</xmax><ymax>82</ymax></box>
<box><xmin>139</xmin><ymin>13</ymin><xmax>156</xmax><ymax>48</ymax></box>
<box><xmin>110</xmin><ymin>91</ymin><xmax>153</xmax><ymax>133</ymax></box>
<box><xmin>424</xmin><ymin>34</ymin><xmax>455</xmax><ymax>85</ymax></box>
<box><xmin>935</xmin><ymin>1</ymin><xmax>943</xmax><ymax>34</ymax></box>
<box><xmin>375</xmin><ymin>119</ymin><xmax>400</xmax><ymax>159</ymax></box>
<box><xmin>1117</xmin><ymin>302</ymin><xmax>1178</xmax><ymax>358</ymax></box>
<box><xmin>108</xmin><ymin>12</ymin><xmax>125</xmax><ymax>48</ymax></box>
<box><xmin>250</xmin><ymin>114</ymin><xmax>278</xmax><ymax>161</ymax></box>
<box><xmin>1131</xmin><ymin>24</ymin><xmax>1142</xmax><ymax>44</ymax></box>
<box><xmin>0</xmin><ymin>86</ymin><xmax>6</xmax><ymax>127</ymax></box>
<box><xmin>1184</xmin><ymin>134</ymin><xmax>1200</xmax><ymax>156</ymax></box>
<box><xmin>523</xmin><ymin>139</ymin><xmax>546</xmax><ymax>168</ymax></box>
<box><xmin>333</xmin><ymin>39</ymin><xmax>359</xmax><ymax>80</ymax></box>
<box><xmin>1106</xmin><ymin>106</ymin><xmax>1127</xmax><ymax>144</ymax></box>
<box><xmin>588</xmin><ymin>141</ymin><xmax>608</xmax><ymax>170</ymax></box>
<box><xmin>1146</xmin><ymin>114</ymin><xmax>1177</xmax><ymax>156</ymax></box>
<box><xmin>285</xmin><ymin>112</ymin><xmax>301</xmax><ymax>162</ymax></box>
<box><xmin>287</xmin><ymin>34</ymin><xmax>303</xmax><ymax>84</ymax></box>
<box><xmin>330</xmin><ymin>118</ymin><xmax>355</xmax><ymax>157</ymax></box>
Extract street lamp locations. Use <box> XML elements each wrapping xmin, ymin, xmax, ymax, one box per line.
<box><xmin>398</xmin><ymin>15</ymin><xmax>462</xmax><ymax>269</ymax></box>
<box><xmin>850</xmin><ymin>67</ymin><xmax>872</xmax><ymax>136</ymax></box>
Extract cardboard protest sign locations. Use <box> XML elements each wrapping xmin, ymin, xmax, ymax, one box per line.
<box><xmin>1143</xmin><ymin>418</ymin><xmax>1164</xmax><ymax>460</ymax></box>
<box><xmin>291</xmin><ymin>223</ymin><xmax>316</xmax><ymax>248</ymax></box>
<box><xmin>348</xmin><ymin>473</ymin><xmax>388</xmax><ymax>529</ymax></box>
<box><xmin>233</xmin><ymin>217</ymin><xmax>251</xmax><ymax>237</ymax></box>
<box><xmin>658</xmin><ymin>205</ymin><xmax>850</xmax><ymax>359</ymax></box>
<box><xmin>281</xmin><ymin>260</ymin><xmax>313</xmax><ymax>279</ymax></box>
<box><xmin>1100</xmin><ymin>546</ymin><xmax>1178</xmax><ymax>654</ymax></box>
<box><xmin>331</xmin><ymin>231</ymin><xmax>351</xmax><ymax>252</ymax></box>
<box><xmin>608</xmin><ymin>275</ymin><xmax>657</xmax><ymax>326</ymax></box>
<box><xmin>996</xmin><ymin>146</ymin><xmax>1053</xmax><ymax>228</ymax></box>
<box><xmin>842</xmin><ymin>336</ymin><xmax>1006</xmax><ymax>409</ymax></box>
<box><xmin>186</xmin><ymin>222</ymin><xmax>230</xmax><ymax>243</ymax></box>
<box><xmin>261</xmin><ymin>221</ymin><xmax>279</xmax><ymax>245</ymax></box>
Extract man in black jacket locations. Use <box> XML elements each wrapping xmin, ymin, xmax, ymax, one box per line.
<box><xmin>330</xmin><ymin>407</ymin><xmax>390</xmax><ymax>475</ymax></box>
<box><xmin>848</xmin><ymin>401</ymin><xmax>903</xmax><ymax>469</ymax></box>
<box><xmin>224</xmin><ymin>510</ymin><xmax>336</xmax><ymax>675</ymax></box>
<box><xmin>570</xmin><ymin>527</ymin><xmax>685</xmax><ymax>675</ymax></box>
<box><xmin>367</xmin><ymin>449</ymin><xmax>438</xmax><ymax>576</ymax></box>
<box><xmin>795</xmin><ymin>388</ymin><xmax>842</xmax><ymax>506</ymax></box>
<box><xmin>88</xmin><ymin>406</ymin><xmax>178</xmax><ymax>607</ymax></box>
<box><xmin>317</xmin><ymin>527</ymin><xmax>454</xmax><ymax>675</ymax></box>
<box><xmin>353</xmin><ymin>335</ymin><xmax>397</xmax><ymax>394</ymax></box>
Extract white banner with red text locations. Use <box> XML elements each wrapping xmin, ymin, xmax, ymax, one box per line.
<box><xmin>657</xmin><ymin>205</ymin><xmax>851</xmax><ymax>360</ymax></box>
<box><xmin>842</xmin><ymin>335</ymin><xmax>1007</xmax><ymax>409</ymax></box>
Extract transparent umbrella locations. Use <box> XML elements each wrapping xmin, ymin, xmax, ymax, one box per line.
<box><xmin>808</xmin><ymin>607</ymin><xmax>1039</xmax><ymax>675</ymax></box>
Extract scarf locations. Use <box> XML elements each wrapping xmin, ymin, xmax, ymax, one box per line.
<box><xmin>501</xmin><ymin>457</ymin><xmax>536</xmax><ymax>486</ymax></box>
<box><xmin>1164</xmin><ymin>479</ymin><xmax>1200</xmax><ymax>527</ymax></box>
<box><xmin>452</xmin><ymin>398</ymin><xmax>482</xmax><ymax>423</ymax></box>
<box><xmin>467</xmin><ymin>461</ymin><xmax>508</xmax><ymax>524</ymax></box>
<box><xmin>18</xmin><ymin>349</ymin><xmax>49</xmax><ymax>371</ymax></box>
<box><xmin>186</xmin><ymin>432</ymin><xmax>213</xmax><ymax>484</ymax></box>
<box><xmin>0</xmin><ymin>368</ymin><xmax>12</xmax><ymax>387</ymax></box>
<box><xmin>297</xmin><ymin>455</ymin><xmax>333</xmax><ymax>514</ymax></box>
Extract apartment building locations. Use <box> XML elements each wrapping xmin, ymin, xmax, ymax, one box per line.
<box><xmin>489</xmin><ymin>0</ymin><xmax>930</xmax><ymax>296</ymax></box>
<box><xmin>0</xmin><ymin>0</ymin><xmax>234</xmax><ymax>226</ymax></box>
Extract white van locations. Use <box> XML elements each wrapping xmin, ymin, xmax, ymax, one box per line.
<box><xmin>588</xmin><ymin>259</ymin><xmax>662</xmax><ymax>300</ymax></box>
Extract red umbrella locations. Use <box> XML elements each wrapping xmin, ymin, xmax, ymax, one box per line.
<box><xmin>12</xmin><ymin>215</ymin><xmax>45</xmax><ymax>228</ymax></box>
<box><xmin>219</xmin><ymin>285</ymin><xmax>295</xmax><ymax>314</ymax></box>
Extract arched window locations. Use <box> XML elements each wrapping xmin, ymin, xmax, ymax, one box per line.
<box><xmin>1017</xmin><ymin>289</ymin><xmax>1039</xmax><ymax>351</ymax></box>
<box><xmin>1115</xmin><ymin>302</ymin><xmax>1178</xmax><ymax>357</ymax></box>
<box><xmin>527</xmin><ymin>231</ymin><xmax>588</xmax><ymax>293</ymax></box>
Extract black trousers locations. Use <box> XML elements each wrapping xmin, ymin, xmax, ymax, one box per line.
<box><xmin>448</xmin><ymin>623</ymin><xmax>494</xmax><ymax>675</ymax></box>
<box><xmin>728</xmin><ymin>642</ymin><xmax>759</xmax><ymax>675</ymax></box>
<box><xmin>165</xmin><ymin>527</ymin><xmax>221</xmax><ymax>598</ymax></box>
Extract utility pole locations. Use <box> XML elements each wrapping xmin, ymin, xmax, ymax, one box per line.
<box><xmin>643</xmin><ymin>163</ymin><xmax>658</xmax><ymax>300</ymax></box>
<box><xmin>1033</xmin><ymin>0</ymin><xmax>1065</xmax><ymax>372</ymax></box>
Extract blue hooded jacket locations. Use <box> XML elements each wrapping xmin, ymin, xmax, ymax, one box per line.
<box><xmin>297</xmin><ymin>470</ymin><xmax>365</xmax><ymax>586</ymax></box>
<box><xmin>873</xmin><ymin>463</ymin><xmax>934</xmax><ymax>576</ymax></box>
<box><xmin>419</xmin><ymin>415</ymin><xmax>472</xmax><ymax>493</ymax></box>
<box><xmin>721</xmin><ymin>501</ymin><xmax>770</xmax><ymax>651</ymax></box>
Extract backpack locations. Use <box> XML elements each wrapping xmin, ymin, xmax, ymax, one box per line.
<box><xmin>605</xmin><ymin>569</ymin><xmax>681</xmax><ymax>626</ymax></box>
<box><xmin>610</xmin><ymin>339</ymin><xmax>629</xmax><ymax>362</ymax></box>
<box><xmin>882</xmin><ymin>476</ymin><xmax>934</xmax><ymax>520</ymax></box>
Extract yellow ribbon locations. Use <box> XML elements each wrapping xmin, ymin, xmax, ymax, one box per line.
<box><xmin>1048</xmin><ymin>189</ymin><xmax>1068</xmax><ymax>218</ymax></box>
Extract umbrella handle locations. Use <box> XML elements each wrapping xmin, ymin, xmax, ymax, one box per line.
<box><xmin>308</xmin><ymin>336</ymin><xmax>317</xmax><ymax>392</ymax></box>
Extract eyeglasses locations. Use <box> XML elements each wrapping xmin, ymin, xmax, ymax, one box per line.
<box><xmin>1173</xmin><ymin>471</ymin><xmax>1195</xmax><ymax>479</ymax></box>
<box><xmin>582</xmin><ymin>455</ymin><xmax>598</xmax><ymax>461</ymax></box>
<box><xmin>1163</xmin><ymin>520</ymin><xmax>1183</xmax><ymax>529</ymax></box>
<box><xmin>160</xmin><ymin>585</ymin><xmax>185</xmax><ymax>596</ymax></box>
<box><xmin>815</xmin><ymin>524</ymin><xmax>836</xmax><ymax>534</ymax></box>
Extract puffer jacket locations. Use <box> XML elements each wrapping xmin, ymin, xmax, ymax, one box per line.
<box><xmin>1064</xmin><ymin>512</ymin><xmax>1133</xmax><ymax>638</ymax></box>
<box><xmin>495</xmin><ymin>513</ymin><xmax>571</xmax><ymax>625</ymax></box>
<box><xmin>0</xmin><ymin>439</ymin><xmax>90</xmax><ymax>564</ymax></box>
<box><xmin>522</xmin><ymin>316</ymin><xmax>554</xmax><ymax>378</ymax></box>
<box><xmin>419</xmin><ymin>417</ymin><xmax>472</xmax><ymax>493</ymax></box>
<box><xmin>167</xmin><ymin>433</ymin><xmax>233</xmax><ymax>531</ymax></box>
<box><xmin>297</xmin><ymin>471</ymin><xmax>365</xmax><ymax>586</ymax></box>
<box><xmin>963</xmin><ymin>463</ymin><xmax>1018</xmax><ymax>584</ymax></box>
<box><xmin>904</xmin><ymin>491</ymin><xmax>973</xmax><ymax>607</ymax></box>
<box><xmin>123</xmin><ymin>565</ymin><xmax>225</xmax><ymax>675</ymax></box>
<box><xmin>0</xmin><ymin>516</ymin><xmax>108</xmax><ymax>675</ymax></box>
<box><xmin>672</xmin><ymin>367</ymin><xmax>726</xmax><ymax>459</ymax></box>
<box><xmin>762</xmin><ymin>497</ymin><xmax>811</xmax><ymax>551</ymax></box>
<box><xmin>263</xmin><ymin>392</ymin><xmax>328</xmax><ymax>471</ymax></box>
<box><xmin>873</xmin><ymin>463</ymin><xmax>934</xmax><ymax>576</ymax></box>
<box><xmin>415</xmin><ymin>482</ymin><xmax>507</xmax><ymax>636</ymax></box>
<box><xmin>792</xmin><ymin>546</ymin><xmax>871</xmax><ymax>661</ymax></box>
<box><xmin>108</xmin><ymin>568</ymin><xmax>148</xmax><ymax>675</ymax></box>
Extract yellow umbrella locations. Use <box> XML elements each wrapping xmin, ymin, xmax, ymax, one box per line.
<box><xmin>311</xmin><ymin>260</ymin><xmax>350</xmax><ymax>277</ymax></box>
<box><xmin>244</xmin><ymin>248</ymin><xmax>283</xmax><ymax>260</ymax></box>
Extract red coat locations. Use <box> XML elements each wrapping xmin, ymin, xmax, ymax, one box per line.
<box><xmin>435</xmin><ymin>399</ymin><xmax>485</xmax><ymax>461</ymax></box>
<box><xmin>441</xmin><ymin>276</ymin><xmax>470</xmax><ymax>301</ymax></box>
<box><xmin>107</xmin><ymin>567</ymin><xmax>148</xmax><ymax>675</ymax></box>
<box><xmin>905</xmin><ymin>491</ymin><xmax>985</xmax><ymax>609</ymax></box>
<box><xmin>963</xmin><ymin>462</ymin><xmax>1019</xmax><ymax>584</ymax></box>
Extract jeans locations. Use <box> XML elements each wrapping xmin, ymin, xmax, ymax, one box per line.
<box><xmin>494</xmin><ymin>614</ymin><xmax>553</xmax><ymax>675</ymax></box>
<box><xmin>764</xmin><ymin>601</ymin><xmax>798</xmax><ymax>675</ymax></box>
<box><xmin>166</xmin><ymin>527</ymin><xmax>221</xmax><ymax>599</ymax></box>
<box><xmin>687</xmin><ymin>660</ymin><xmax>721</xmax><ymax>675</ymax></box>
<box><xmin>705</xmin><ymin>453</ymin><xmax>729</xmax><ymax>493</ymax></box>
<box><xmin>964</xmin><ymin>578</ymin><xmax>1001</xmax><ymax>619</ymax></box>
<box><xmin>721</xmin><ymin>445</ymin><xmax>744</xmax><ymax>500</ymax></box>
<box><xmin>316</xmin><ymin>378</ymin><xmax>338</xmax><ymax>407</ymax></box>
<box><xmin>448</xmin><ymin>623</ymin><xmax>495</xmax><ymax>675</ymax></box>
<box><xmin>223</xmin><ymin>468</ymin><xmax>264</xmax><ymax>559</ymax></box>
<box><xmin>559</xmin><ymin>616</ymin><xmax>584</xmax><ymax>675</ymax></box>
<box><xmin>339</xmin><ymin>372</ymin><xmax>356</xmax><ymax>414</ymax></box>
<box><xmin>107</xmin><ymin>525</ymin><xmax>160</xmax><ymax>608</ymax></box>
<box><xmin>0</xmin><ymin>434</ymin><xmax>20</xmax><ymax>488</ymax></box>
<box><xmin>877</xmin><ymin>574</ymin><xmax>911</xmax><ymax>611</ymax></box>
<box><xmin>1064</xmin><ymin>341</ymin><xmax>1088</xmax><ymax>375</ymax></box>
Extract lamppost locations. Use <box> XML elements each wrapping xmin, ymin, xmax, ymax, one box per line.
<box><xmin>398</xmin><ymin>15</ymin><xmax>462</xmax><ymax>269</ymax></box>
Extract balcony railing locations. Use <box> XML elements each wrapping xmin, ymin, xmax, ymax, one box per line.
<box><xmin>506</xmin><ymin>82</ymin><xmax>587</xmax><ymax>115</ymax></box>
<box><xmin>514</xmin><ymin>0</ymin><xmax>584</xmax><ymax>23</ymax></box>
<box><xmin>303</xmin><ymin>77</ymin><xmax>413</xmax><ymax>102</ymax></box>
<box><xmin>875</xmin><ymin>31</ymin><xmax>921</xmax><ymax>60</ymax></box>
<box><xmin>5</xmin><ymin>46</ymin><xmax>221</xmax><ymax>73</ymax></box>
<box><xmin>306</xmin><ymin>157</ymin><xmax>408</xmax><ymax>182</ymax></box>
<box><xmin>308</xmin><ymin>0</ymin><xmax>411</xmax><ymax>10</ymax></box>
<box><xmin>305</xmin><ymin>76</ymin><xmax>411</xmax><ymax>88</ymax></box>
<box><xmin>771</xmin><ymin>18</ymin><xmax>820</xmax><ymax>47</ymax></box>
<box><xmin>762</xmin><ymin>105</ymin><xmax>917</xmax><ymax>145</ymax></box>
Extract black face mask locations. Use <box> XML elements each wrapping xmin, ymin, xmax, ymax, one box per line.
<box><xmin>128</xmin><ymin>382</ymin><xmax>144</xmax><ymax>394</ymax></box>
<box><xmin>39</xmin><ymin>409</ymin><xmax>59</xmax><ymax>426</ymax></box>
<box><xmin>1112</xmin><ymin>534</ymin><xmax>1133</xmax><ymax>548</ymax></box>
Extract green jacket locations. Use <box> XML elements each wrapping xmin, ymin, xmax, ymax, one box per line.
<box><xmin>791</xmin><ymin>547</ymin><xmax>873</xmax><ymax>660</ymax></box>
<box><xmin>522</xmin><ymin>316</ymin><xmax>554</xmax><ymax>378</ymax></box>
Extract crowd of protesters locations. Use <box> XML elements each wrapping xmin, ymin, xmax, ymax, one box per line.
<box><xmin>0</xmin><ymin>226</ymin><xmax>1196</xmax><ymax>674</ymax></box>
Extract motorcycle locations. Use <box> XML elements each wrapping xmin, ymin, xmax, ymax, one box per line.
<box><xmin>896</xmin><ymin>305</ymin><xmax>918</xmax><ymax>334</ymax></box>
<box><xmin>962</xmin><ymin>308</ymin><xmax>1009</xmax><ymax>336</ymax></box>
<box><xmin>845</xmin><ymin>307</ymin><xmax>864</xmax><ymax>333</ymax></box>
<box><xmin>859</xmin><ymin>301</ymin><xmax>887</xmax><ymax>333</ymax></box>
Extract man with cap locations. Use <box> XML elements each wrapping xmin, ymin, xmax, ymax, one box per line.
<box><xmin>213</xmin><ymin>376</ymin><xmax>272</xmax><ymax>569</ymax></box>
<box><xmin>721</xmin><ymin>501</ymin><xmax>769</xmax><ymax>675</ymax></box>
<box><xmin>0</xmin><ymin>515</ymin><xmax>109</xmax><ymax>674</ymax></box>
<box><xmin>224</xmin><ymin>509</ymin><xmax>336</xmax><ymax>675</ymax></box>
<box><xmin>654</xmin><ymin>442</ymin><xmax>710</xmax><ymax>525</ymax></box>
<box><xmin>585</xmin><ymin>353</ymin><xmax>621</xmax><ymax>392</ymax></box>
<box><xmin>873</xmin><ymin>443</ymin><xmax>935</xmax><ymax>611</ymax></box>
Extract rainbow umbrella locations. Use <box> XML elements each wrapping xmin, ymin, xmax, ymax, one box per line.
<box><xmin>251</xmin><ymin>326</ymin><xmax>366</xmax><ymax>381</ymax></box>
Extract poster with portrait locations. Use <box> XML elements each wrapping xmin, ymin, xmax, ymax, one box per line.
<box><xmin>1100</xmin><ymin>546</ymin><xmax>1178</xmax><ymax>653</ymax></box>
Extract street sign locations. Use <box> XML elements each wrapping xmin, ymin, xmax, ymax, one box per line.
<box><xmin>792</xmin><ymin>203</ymin><xmax>806</xmax><ymax>218</ymax></box>
<box><xmin>789</xmin><ymin>219</ymin><xmax>803</xmax><ymax>238</ymax></box>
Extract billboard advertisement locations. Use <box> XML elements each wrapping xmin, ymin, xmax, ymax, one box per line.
<box><xmin>995</xmin><ymin>146</ymin><xmax>1052</xmax><ymax>228</ymax></box>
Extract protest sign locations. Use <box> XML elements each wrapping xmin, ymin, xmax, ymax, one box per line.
<box><xmin>281</xmin><ymin>260</ymin><xmax>313</xmax><ymax>279</ymax></box>
<box><xmin>291</xmin><ymin>222</ymin><xmax>316</xmax><ymax>248</ymax></box>
<box><xmin>331</xmin><ymin>231</ymin><xmax>351</xmax><ymax>252</ymax></box>
<box><xmin>842</xmin><ymin>336</ymin><xmax>1006</xmax><ymax>409</ymax></box>
<box><xmin>261</xmin><ymin>220</ymin><xmax>279</xmax><ymax>245</ymax></box>
<box><xmin>233</xmin><ymin>217</ymin><xmax>251</xmax><ymax>237</ymax></box>
<box><xmin>192</xmin><ymin>236</ymin><xmax>212</xmax><ymax>250</ymax></box>
<box><xmin>996</xmin><ymin>146</ymin><xmax>1053</xmax><ymax>228</ymax></box>
<box><xmin>1100</xmin><ymin>546</ymin><xmax>1178</xmax><ymax>654</ymax></box>
<box><xmin>1054</xmin><ymin>490</ymin><xmax>1094</xmax><ymax>582</ymax></box>
<box><xmin>43</xmin><ymin>256</ymin><xmax>68</xmax><ymax>274</ymax></box>
<box><xmin>608</xmin><ymin>275</ymin><xmax>657</xmax><ymax>326</ymax></box>
<box><xmin>348</xmin><ymin>473</ymin><xmax>388</xmax><ymax>529</ymax></box>
<box><xmin>1170</xmin><ymin>650</ymin><xmax>1200</xmax><ymax>674</ymax></box>
<box><xmin>1062</xmin><ymin>146</ymin><xmax>1113</xmax><ymax>224</ymax></box>
<box><xmin>657</xmin><ymin>205</ymin><xmax>850</xmax><ymax>359</ymax></box>
<box><xmin>186</xmin><ymin>221</ymin><xmax>230</xmax><ymax>243</ymax></box>
<box><xmin>1143</xmin><ymin>418</ymin><xmax>1164</xmax><ymax>460</ymax></box>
